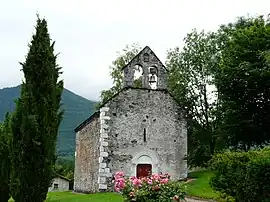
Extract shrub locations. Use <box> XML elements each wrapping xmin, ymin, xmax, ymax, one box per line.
<box><xmin>113</xmin><ymin>171</ymin><xmax>186</xmax><ymax>202</ymax></box>
<box><xmin>244</xmin><ymin>153</ymin><xmax>270</xmax><ymax>201</ymax></box>
<box><xmin>210</xmin><ymin>147</ymin><xmax>270</xmax><ymax>202</ymax></box>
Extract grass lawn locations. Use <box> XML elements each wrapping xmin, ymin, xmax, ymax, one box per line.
<box><xmin>9</xmin><ymin>192</ymin><xmax>123</xmax><ymax>202</ymax></box>
<box><xmin>186</xmin><ymin>170</ymin><xmax>219</xmax><ymax>199</ymax></box>
<box><xmin>46</xmin><ymin>192</ymin><xmax>123</xmax><ymax>202</ymax></box>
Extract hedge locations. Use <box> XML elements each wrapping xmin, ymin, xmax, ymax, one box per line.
<box><xmin>210</xmin><ymin>147</ymin><xmax>270</xmax><ymax>202</ymax></box>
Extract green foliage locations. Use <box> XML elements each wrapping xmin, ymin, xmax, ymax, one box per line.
<box><xmin>166</xmin><ymin>29</ymin><xmax>224</xmax><ymax>167</ymax></box>
<box><xmin>210</xmin><ymin>147</ymin><xmax>270</xmax><ymax>202</ymax></box>
<box><xmin>10</xmin><ymin>16</ymin><xmax>64</xmax><ymax>202</ymax></box>
<box><xmin>0</xmin><ymin>86</ymin><xmax>96</xmax><ymax>156</ymax></box>
<box><xmin>0</xmin><ymin>113</ymin><xmax>11</xmax><ymax>202</ymax></box>
<box><xmin>98</xmin><ymin>43</ymin><xmax>141</xmax><ymax>106</ymax></box>
<box><xmin>54</xmin><ymin>157</ymin><xmax>74</xmax><ymax>180</ymax></box>
<box><xmin>214</xmin><ymin>15</ymin><xmax>270</xmax><ymax>150</ymax></box>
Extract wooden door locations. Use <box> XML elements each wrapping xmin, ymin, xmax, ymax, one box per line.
<box><xmin>136</xmin><ymin>164</ymin><xmax>152</xmax><ymax>178</ymax></box>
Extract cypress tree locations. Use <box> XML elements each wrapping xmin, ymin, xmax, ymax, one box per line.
<box><xmin>10</xmin><ymin>15</ymin><xmax>64</xmax><ymax>202</ymax></box>
<box><xmin>0</xmin><ymin>113</ymin><xmax>11</xmax><ymax>202</ymax></box>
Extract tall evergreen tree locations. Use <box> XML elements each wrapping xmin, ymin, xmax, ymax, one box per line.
<box><xmin>10</xmin><ymin>15</ymin><xmax>63</xmax><ymax>202</ymax></box>
<box><xmin>0</xmin><ymin>113</ymin><xmax>11</xmax><ymax>202</ymax></box>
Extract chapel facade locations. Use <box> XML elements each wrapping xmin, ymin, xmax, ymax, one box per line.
<box><xmin>73</xmin><ymin>46</ymin><xmax>187</xmax><ymax>193</ymax></box>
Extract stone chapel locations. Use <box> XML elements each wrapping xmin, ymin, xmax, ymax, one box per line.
<box><xmin>73</xmin><ymin>46</ymin><xmax>187</xmax><ymax>193</ymax></box>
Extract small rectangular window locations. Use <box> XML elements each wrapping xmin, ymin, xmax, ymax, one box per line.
<box><xmin>53</xmin><ymin>183</ymin><xmax>59</xmax><ymax>190</ymax></box>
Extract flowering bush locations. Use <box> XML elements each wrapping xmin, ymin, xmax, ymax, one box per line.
<box><xmin>113</xmin><ymin>172</ymin><xmax>186</xmax><ymax>202</ymax></box>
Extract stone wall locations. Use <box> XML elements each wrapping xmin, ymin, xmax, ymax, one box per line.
<box><xmin>73</xmin><ymin>114</ymin><xmax>100</xmax><ymax>193</ymax></box>
<box><xmin>105</xmin><ymin>88</ymin><xmax>187</xmax><ymax>189</ymax></box>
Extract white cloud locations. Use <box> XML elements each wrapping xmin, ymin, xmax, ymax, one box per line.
<box><xmin>0</xmin><ymin>0</ymin><xmax>269</xmax><ymax>100</ymax></box>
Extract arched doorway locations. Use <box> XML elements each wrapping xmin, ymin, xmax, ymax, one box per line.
<box><xmin>131</xmin><ymin>150</ymin><xmax>159</xmax><ymax>177</ymax></box>
<box><xmin>136</xmin><ymin>164</ymin><xmax>152</xmax><ymax>178</ymax></box>
<box><xmin>136</xmin><ymin>155</ymin><xmax>152</xmax><ymax>178</ymax></box>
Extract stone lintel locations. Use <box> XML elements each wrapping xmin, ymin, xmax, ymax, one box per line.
<box><xmin>104</xmin><ymin>168</ymin><xmax>110</xmax><ymax>173</ymax></box>
<box><xmin>100</xmin><ymin>152</ymin><xmax>109</xmax><ymax>157</ymax></box>
<box><xmin>99</xmin><ymin>162</ymin><xmax>107</xmax><ymax>168</ymax></box>
<box><xmin>100</xmin><ymin>119</ymin><xmax>105</xmax><ymax>124</ymax></box>
<box><xmin>101</xmin><ymin>124</ymin><xmax>109</xmax><ymax>129</ymax></box>
<box><xmin>100</xmin><ymin>116</ymin><xmax>111</xmax><ymax>120</ymax></box>
<box><xmin>100</xmin><ymin>107</ymin><xmax>110</xmax><ymax>112</ymax></box>
<box><xmin>98</xmin><ymin>176</ymin><xmax>107</xmax><ymax>184</ymax></box>
<box><xmin>98</xmin><ymin>157</ymin><xmax>103</xmax><ymax>163</ymax></box>
<box><xmin>99</xmin><ymin>146</ymin><xmax>104</xmax><ymax>152</ymax></box>
<box><xmin>100</xmin><ymin>133</ymin><xmax>108</xmax><ymax>138</ymax></box>
<box><xmin>99</xmin><ymin>172</ymin><xmax>112</xmax><ymax>177</ymax></box>
<box><xmin>99</xmin><ymin>168</ymin><xmax>105</xmax><ymax>173</ymax></box>
<box><xmin>101</xmin><ymin>141</ymin><xmax>108</xmax><ymax>146</ymax></box>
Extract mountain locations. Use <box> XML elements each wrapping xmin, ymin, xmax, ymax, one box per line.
<box><xmin>0</xmin><ymin>85</ymin><xmax>97</xmax><ymax>156</ymax></box>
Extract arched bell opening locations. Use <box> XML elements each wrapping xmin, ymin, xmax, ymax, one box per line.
<box><xmin>148</xmin><ymin>66</ymin><xmax>158</xmax><ymax>89</ymax></box>
<box><xmin>133</xmin><ymin>64</ymin><xmax>143</xmax><ymax>88</ymax></box>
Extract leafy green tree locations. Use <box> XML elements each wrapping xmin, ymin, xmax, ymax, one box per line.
<box><xmin>10</xmin><ymin>15</ymin><xmax>64</xmax><ymax>202</ymax></box>
<box><xmin>0</xmin><ymin>113</ymin><xmax>11</xmax><ymax>202</ymax></box>
<box><xmin>98</xmin><ymin>43</ymin><xmax>141</xmax><ymax>106</ymax></box>
<box><xmin>214</xmin><ymin>15</ymin><xmax>270</xmax><ymax>150</ymax></box>
<box><xmin>166</xmin><ymin>29</ymin><xmax>224</xmax><ymax>167</ymax></box>
<box><xmin>54</xmin><ymin>157</ymin><xmax>75</xmax><ymax>180</ymax></box>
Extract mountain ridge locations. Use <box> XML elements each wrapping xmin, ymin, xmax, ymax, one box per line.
<box><xmin>0</xmin><ymin>85</ymin><xmax>97</xmax><ymax>156</ymax></box>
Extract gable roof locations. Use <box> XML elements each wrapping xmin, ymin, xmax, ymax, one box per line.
<box><xmin>121</xmin><ymin>46</ymin><xmax>169</xmax><ymax>71</ymax></box>
<box><xmin>55</xmin><ymin>174</ymin><xmax>71</xmax><ymax>182</ymax></box>
<box><xmin>74</xmin><ymin>87</ymin><xmax>182</xmax><ymax>133</ymax></box>
<box><xmin>74</xmin><ymin>111</ymin><xmax>100</xmax><ymax>133</ymax></box>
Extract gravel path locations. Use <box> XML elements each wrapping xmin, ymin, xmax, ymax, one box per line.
<box><xmin>185</xmin><ymin>197</ymin><xmax>216</xmax><ymax>202</ymax></box>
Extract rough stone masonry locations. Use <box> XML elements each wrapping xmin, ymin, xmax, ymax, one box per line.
<box><xmin>73</xmin><ymin>46</ymin><xmax>187</xmax><ymax>193</ymax></box>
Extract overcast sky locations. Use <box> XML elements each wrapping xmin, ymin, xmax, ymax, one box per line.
<box><xmin>0</xmin><ymin>0</ymin><xmax>269</xmax><ymax>101</ymax></box>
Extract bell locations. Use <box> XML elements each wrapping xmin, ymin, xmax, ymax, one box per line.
<box><xmin>149</xmin><ymin>75</ymin><xmax>156</xmax><ymax>83</ymax></box>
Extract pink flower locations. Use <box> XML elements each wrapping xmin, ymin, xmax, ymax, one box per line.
<box><xmin>147</xmin><ymin>179</ymin><xmax>153</xmax><ymax>184</ymax></box>
<box><xmin>114</xmin><ymin>187</ymin><xmax>121</xmax><ymax>192</ymax></box>
<box><xmin>151</xmin><ymin>174</ymin><xmax>160</xmax><ymax>181</ymax></box>
<box><xmin>115</xmin><ymin>178</ymin><xmax>125</xmax><ymax>189</ymax></box>
<box><xmin>114</xmin><ymin>174</ymin><xmax>126</xmax><ymax>192</ymax></box>
<box><xmin>129</xmin><ymin>176</ymin><xmax>136</xmax><ymax>181</ymax></box>
<box><xmin>114</xmin><ymin>171</ymin><xmax>124</xmax><ymax>179</ymax></box>
<box><xmin>160</xmin><ymin>178</ymin><xmax>169</xmax><ymax>184</ymax></box>
<box><xmin>132</xmin><ymin>178</ymin><xmax>142</xmax><ymax>186</ymax></box>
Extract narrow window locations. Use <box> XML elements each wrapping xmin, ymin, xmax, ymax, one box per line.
<box><xmin>143</xmin><ymin>53</ymin><xmax>150</xmax><ymax>62</ymax></box>
<box><xmin>143</xmin><ymin>128</ymin><xmax>146</xmax><ymax>142</ymax></box>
